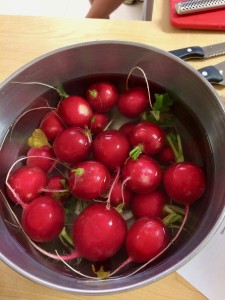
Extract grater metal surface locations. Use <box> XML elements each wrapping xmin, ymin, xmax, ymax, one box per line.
<box><xmin>175</xmin><ymin>0</ymin><xmax>225</xmax><ymax>15</ymax></box>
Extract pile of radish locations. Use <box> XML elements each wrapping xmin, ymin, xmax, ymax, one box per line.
<box><xmin>4</xmin><ymin>67</ymin><xmax>207</xmax><ymax>279</ymax></box>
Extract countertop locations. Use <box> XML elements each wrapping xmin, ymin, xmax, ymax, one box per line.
<box><xmin>0</xmin><ymin>1</ymin><xmax>224</xmax><ymax>299</ymax></box>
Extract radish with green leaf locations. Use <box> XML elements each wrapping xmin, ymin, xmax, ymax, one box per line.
<box><xmin>44</xmin><ymin>176</ymin><xmax>69</xmax><ymax>202</ymax></box>
<box><xmin>129</xmin><ymin>121</ymin><xmax>166</xmax><ymax>160</ymax></box>
<box><xmin>86</xmin><ymin>81</ymin><xmax>119</xmax><ymax>113</ymax></box>
<box><xmin>69</xmin><ymin>161</ymin><xmax>110</xmax><ymax>201</ymax></box>
<box><xmin>90</xmin><ymin>113</ymin><xmax>110</xmax><ymax>135</ymax></box>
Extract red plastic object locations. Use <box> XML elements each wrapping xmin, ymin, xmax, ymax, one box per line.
<box><xmin>170</xmin><ymin>0</ymin><xmax>225</xmax><ymax>30</ymax></box>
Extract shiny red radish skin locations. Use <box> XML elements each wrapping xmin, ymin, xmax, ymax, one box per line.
<box><xmin>131</xmin><ymin>189</ymin><xmax>168</xmax><ymax>219</ymax></box>
<box><xmin>129</xmin><ymin>121</ymin><xmax>166</xmax><ymax>156</ymax></box>
<box><xmin>117</xmin><ymin>87</ymin><xmax>150</xmax><ymax>118</ymax></box>
<box><xmin>6</xmin><ymin>166</ymin><xmax>47</xmax><ymax>203</ymax></box>
<box><xmin>92</xmin><ymin>130</ymin><xmax>130</xmax><ymax>172</ymax></box>
<box><xmin>21</xmin><ymin>195</ymin><xmax>65</xmax><ymax>242</ymax></box>
<box><xmin>72</xmin><ymin>203</ymin><xmax>127</xmax><ymax>262</ymax></box>
<box><xmin>27</xmin><ymin>145</ymin><xmax>56</xmax><ymax>173</ymax></box>
<box><xmin>156</xmin><ymin>145</ymin><xmax>175</xmax><ymax>165</ymax></box>
<box><xmin>39</xmin><ymin>110</ymin><xmax>66</xmax><ymax>142</ymax></box>
<box><xmin>90</xmin><ymin>113</ymin><xmax>109</xmax><ymax>135</ymax></box>
<box><xmin>86</xmin><ymin>81</ymin><xmax>119</xmax><ymax>113</ymax></box>
<box><xmin>122</xmin><ymin>155</ymin><xmax>163</xmax><ymax>194</ymax></box>
<box><xmin>125</xmin><ymin>217</ymin><xmax>169</xmax><ymax>263</ymax></box>
<box><xmin>53</xmin><ymin>127</ymin><xmax>91</xmax><ymax>164</ymax></box>
<box><xmin>119</xmin><ymin>121</ymin><xmax>138</xmax><ymax>142</ymax></box>
<box><xmin>163</xmin><ymin>162</ymin><xmax>206</xmax><ymax>205</ymax></box>
<box><xmin>58</xmin><ymin>96</ymin><xmax>93</xmax><ymax>128</ymax></box>
<box><xmin>69</xmin><ymin>161</ymin><xmax>110</xmax><ymax>201</ymax></box>
<box><xmin>44</xmin><ymin>176</ymin><xmax>69</xmax><ymax>202</ymax></box>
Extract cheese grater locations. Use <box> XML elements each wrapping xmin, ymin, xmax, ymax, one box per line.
<box><xmin>175</xmin><ymin>0</ymin><xmax>225</xmax><ymax>15</ymax></box>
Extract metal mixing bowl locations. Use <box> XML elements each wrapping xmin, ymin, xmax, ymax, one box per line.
<box><xmin>0</xmin><ymin>41</ymin><xmax>225</xmax><ymax>294</ymax></box>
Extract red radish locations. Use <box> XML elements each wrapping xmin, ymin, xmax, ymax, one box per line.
<box><xmin>111</xmin><ymin>204</ymin><xmax>190</xmax><ymax>277</ymax></box>
<box><xmin>71</xmin><ymin>203</ymin><xmax>127</xmax><ymax>261</ymax></box>
<box><xmin>122</xmin><ymin>155</ymin><xmax>163</xmax><ymax>194</ymax></box>
<box><xmin>129</xmin><ymin>121</ymin><xmax>166</xmax><ymax>159</ymax></box>
<box><xmin>86</xmin><ymin>81</ymin><xmax>119</xmax><ymax>113</ymax></box>
<box><xmin>90</xmin><ymin>113</ymin><xmax>110</xmax><ymax>135</ymax></box>
<box><xmin>125</xmin><ymin>217</ymin><xmax>169</xmax><ymax>263</ymax></box>
<box><xmin>92</xmin><ymin>130</ymin><xmax>130</xmax><ymax>172</ymax></box>
<box><xmin>6</xmin><ymin>166</ymin><xmax>47</xmax><ymax>203</ymax></box>
<box><xmin>131</xmin><ymin>189</ymin><xmax>168</xmax><ymax>219</ymax></box>
<box><xmin>109</xmin><ymin>176</ymin><xmax>133</xmax><ymax>208</ymax></box>
<box><xmin>58</xmin><ymin>96</ymin><xmax>93</xmax><ymax>128</ymax></box>
<box><xmin>156</xmin><ymin>145</ymin><xmax>175</xmax><ymax>165</ymax></box>
<box><xmin>117</xmin><ymin>87</ymin><xmax>150</xmax><ymax>118</ymax></box>
<box><xmin>53</xmin><ymin>127</ymin><xmax>91</xmax><ymax>164</ymax></box>
<box><xmin>119</xmin><ymin>121</ymin><xmax>137</xmax><ymax>142</ymax></box>
<box><xmin>44</xmin><ymin>176</ymin><xmax>69</xmax><ymax>201</ymax></box>
<box><xmin>38</xmin><ymin>202</ymin><xmax>127</xmax><ymax>262</ymax></box>
<box><xmin>39</xmin><ymin>110</ymin><xmax>66</xmax><ymax>142</ymax></box>
<box><xmin>163</xmin><ymin>162</ymin><xmax>206</xmax><ymax>205</ymax></box>
<box><xmin>21</xmin><ymin>195</ymin><xmax>65</xmax><ymax>242</ymax></box>
<box><xmin>26</xmin><ymin>145</ymin><xmax>56</xmax><ymax>173</ymax></box>
<box><xmin>69</xmin><ymin>161</ymin><xmax>110</xmax><ymax>201</ymax></box>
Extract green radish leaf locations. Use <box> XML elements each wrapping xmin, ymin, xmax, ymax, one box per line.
<box><xmin>153</xmin><ymin>93</ymin><xmax>174</xmax><ymax>113</ymax></box>
<box><xmin>27</xmin><ymin>128</ymin><xmax>51</xmax><ymax>148</ymax></box>
<box><xmin>141</xmin><ymin>93</ymin><xmax>175</xmax><ymax>127</ymax></box>
<box><xmin>92</xmin><ymin>265</ymin><xmax>110</xmax><ymax>279</ymax></box>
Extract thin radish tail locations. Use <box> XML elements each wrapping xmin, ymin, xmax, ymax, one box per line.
<box><xmin>41</xmin><ymin>188</ymin><xmax>69</xmax><ymax>194</ymax></box>
<box><xmin>5</xmin><ymin>157</ymin><xmax>29</xmax><ymax>209</ymax></box>
<box><xmin>45</xmin><ymin>250</ymin><xmax>80</xmax><ymax>261</ymax></box>
<box><xmin>103</xmin><ymin>117</ymin><xmax>114</xmax><ymax>131</ymax></box>
<box><xmin>1</xmin><ymin>187</ymin><xmax>98</xmax><ymax>280</ymax></box>
<box><xmin>28</xmin><ymin>239</ymin><xmax>80</xmax><ymax>261</ymax></box>
<box><xmin>109</xmin><ymin>256</ymin><xmax>133</xmax><ymax>277</ymax></box>
<box><xmin>106</xmin><ymin>167</ymin><xmax>120</xmax><ymax>209</ymax></box>
<box><xmin>9</xmin><ymin>82</ymin><xmax>68</xmax><ymax>141</ymax></box>
<box><xmin>126</xmin><ymin>66</ymin><xmax>152</xmax><ymax>109</ymax></box>
<box><xmin>26</xmin><ymin>155</ymin><xmax>71</xmax><ymax>174</ymax></box>
<box><xmin>9</xmin><ymin>106</ymin><xmax>56</xmax><ymax>142</ymax></box>
<box><xmin>11</xmin><ymin>81</ymin><xmax>69</xmax><ymax>98</ymax></box>
<box><xmin>121</xmin><ymin>176</ymin><xmax>131</xmax><ymax>208</ymax></box>
<box><xmin>109</xmin><ymin>204</ymin><xmax>190</xmax><ymax>278</ymax></box>
<box><xmin>26</xmin><ymin>155</ymin><xmax>59</xmax><ymax>174</ymax></box>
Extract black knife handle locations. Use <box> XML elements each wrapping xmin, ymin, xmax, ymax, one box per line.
<box><xmin>169</xmin><ymin>46</ymin><xmax>205</xmax><ymax>60</ymax></box>
<box><xmin>198</xmin><ymin>66</ymin><xmax>224</xmax><ymax>84</ymax></box>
